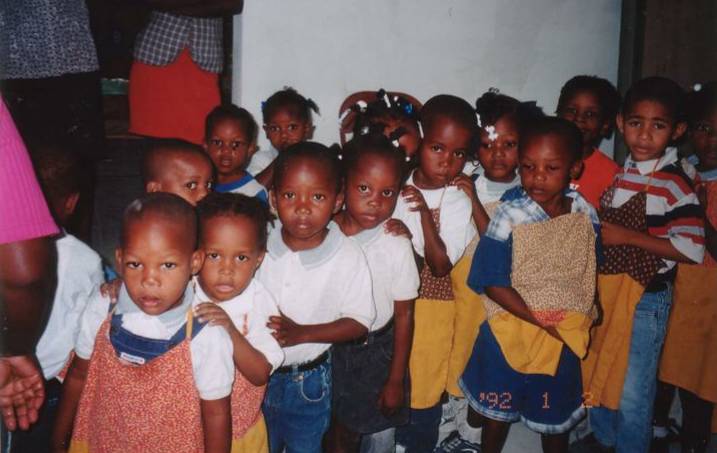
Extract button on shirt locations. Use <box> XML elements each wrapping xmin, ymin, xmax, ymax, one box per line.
<box><xmin>0</xmin><ymin>0</ymin><xmax>98</xmax><ymax>79</ymax></box>
<box><xmin>76</xmin><ymin>285</ymin><xmax>235</xmax><ymax>400</ymax></box>
<box><xmin>257</xmin><ymin>222</ymin><xmax>376</xmax><ymax>366</ymax></box>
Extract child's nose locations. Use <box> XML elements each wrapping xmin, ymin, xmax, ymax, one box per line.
<box><xmin>142</xmin><ymin>268</ymin><xmax>159</xmax><ymax>286</ymax></box>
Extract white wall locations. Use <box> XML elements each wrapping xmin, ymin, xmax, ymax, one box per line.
<box><xmin>233</xmin><ymin>0</ymin><xmax>621</xmax><ymax>155</ymax></box>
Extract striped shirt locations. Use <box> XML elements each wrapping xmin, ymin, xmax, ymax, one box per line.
<box><xmin>607</xmin><ymin>147</ymin><xmax>704</xmax><ymax>278</ymax></box>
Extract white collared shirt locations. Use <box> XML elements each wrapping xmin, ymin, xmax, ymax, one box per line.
<box><xmin>76</xmin><ymin>285</ymin><xmax>235</xmax><ymax>400</ymax></box>
<box><xmin>36</xmin><ymin>234</ymin><xmax>104</xmax><ymax>380</ymax></box>
<box><xmin>350</xmin><ymin>223</ymin><xmax>420</xmax><ymax>331</ymax></box>
<box><xmin>393</xmin><ymin>171</ymin><xmax>477</xmax><ymax>264</ymax></box>
<box><xmin>194</xmin><ymin>278</ymin><xmax>285</xmax><ymax>372</ymax></box>
<box><xmin>257</xmin><ymin>222</ymin><xmax>376</xmax><ymax>365</ymax></box>
<box><xmin>246</xmin><ymin>146</ymin><xmax>279</xmax><ymax>177</ymax></box>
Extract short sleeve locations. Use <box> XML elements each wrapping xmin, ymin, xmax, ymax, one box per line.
<box><xmin>665</xmin><ymin>192</ymin><xmax>705</xmax><ymax>264</ymax></box>
<box><xmin>75</xmin><ymin>289</ymin><xmax>111</xmax><ymax>360</ymax></box>
<box><xmin>246</xmin><ymin>289</ymin><xmax>285</xmax><ymax>372</ymax></box>
<box><xmin>0</xmin><ymin>99</ymin><xmax>58</xmax><ymax>244</ymax></box>
<box><xmin>439</xmin><ymin>190</ymin><xmax>477</xmax><ymax>264</ymax></box>
<box><xmin>191</xmin><ymin>325</ymin><xmax>235</xmax><ymax>400</ymax></box>
<box><xmin>467</xmin><ymin>235</ymin><xmax>513</xmax><ymax>295</ymax></box>
<box><xmin>390</xmin><ymin>237</ymin><xmax>420</xmax><ymax>302</ymax></box>
<box><xmin>337</xmin><ymin>246</ymin><xmax>376</xmax><ymax>329</ymax></box>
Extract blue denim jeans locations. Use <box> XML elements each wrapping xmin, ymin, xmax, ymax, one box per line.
<box><xmin>262</xmin><ymin>361</ymin><xmax>332</xmax><ymax>453</ymax></box>
<box><xmin>590</xmin><ymin>286</ymin><xmax>673</xmax><ymax>453</ymax></box>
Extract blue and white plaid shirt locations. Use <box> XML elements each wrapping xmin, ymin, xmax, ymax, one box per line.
<box><xmin>134</xmin><ymin>12</ymin><xmax>224</xmax><ymax>73</ymax></box>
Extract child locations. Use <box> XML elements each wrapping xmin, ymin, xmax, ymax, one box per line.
<box><xmin>327</xmin><ymin>133</ymin><xmax>420</xmax><ymax>452</ymax></box>
<box><xmin>653</xmin><ymin>81</ymin><xmax>717</xmax><ymax>453</ymax></box>
<box><xmin>8</xmin><ymin>146</ymin><xmax>104</xmax><ymax>453</ymax></box>
<box><xmin>437</xmin><ymin>91</ymin><xmax>533</xmax><ymax>451</ymax></box>
<box><xmin>257</xmin><ymin>142</ymin><xmax>375</xmax><ymax>453</ymax></box>
<box><xmin>143</xmin><ymin>138</ymin><xmax>214</xmax><ymax>206</ymax></box>
<box><xmin>193</xmin><ymin>193</ymin><xmax>285</xmax><ymax>452</ymax></box>
<box><xmin>462</xmin><ymin>116</ymin><xmax>599</xmax><ymax>453</ymax></box>
<box><xmin>204</xmin><ymin>105</ymin><xmax>268</xmax><ymax>202</ymax></box>
<box><xmin>51</xmin><ymin>193</ymin><xmax>235</xmax><ymax>453</ymax></box>
<box><xmin>247</xmin><ymin>87</ymin><xmax>318</xmax><ymax>187</ymax></box>
<box><xmin>391</xmin><ymin>94</ymin><xmax>478</xmax><ymax>451</ymax></box>
<box><xmin>582</xmin><ymin>76</ymin><xmax>705</xmax><ymax>453</ymax></box>
<box><xmin>556</xmin><ymin>75</ymin><xmax>621</xmax><ymax>208</ymax></box>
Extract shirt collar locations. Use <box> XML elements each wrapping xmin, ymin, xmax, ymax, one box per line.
<box><xmin>351</xmin><ymin>222</ymin><xmax>384</xmax><ymax>247</ymax></box>
<box><xmin>214</xmin><ymin>173</ymin><xmax>253</xmax><ymax>192</ymax></box>
<box><xmin>116</xmin><ymin>282</ymin><xmax>194</xmax><ymax>325</ymax></box>
<box><xmin>267</xmin><ymin>221</ymin><xmax>344</xmax><ymax>268</ymax></box>
<box><xmin>475</xmin><ymin>169</ymin><xmax>521</xmax><ymax>194</ymax></box>
<box><xmin>688</xmin><ymin>155</ymin><xmax>717</xmax><ymax>182</ymax></box>
<box><xmin>625</xmin><ymin>146</ymin><xmax>678</xmax><ymax>175</ymax></box>
<box><xmin>508</xmin><ymin>187</ymin><xmax>599</xmax><ymax>224</ymax></box>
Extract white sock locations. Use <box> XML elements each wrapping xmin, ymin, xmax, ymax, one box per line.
<box><xmin>653</xmin><ymin>425</ymin><xmax>669</xmax><ymax>438</ymax></box>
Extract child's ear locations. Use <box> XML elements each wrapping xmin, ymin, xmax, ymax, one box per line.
<box><xmin>63</xmin><ymin>192</ymin><xmax>81</xmax><ymax>219</ymax></box>
<box><xmin>672</xmin><ymin>121</ymin><xmax>688</xmax><ymax>141</ymax></box>
<box><xmin>570</xmin><ymin>160</ymin><xmax>584</xmax><ymax>181</ymax></box>
<box><xmin>248</xmin><ymin>141</ymin><xmax>258</xmax><ymax>158</ymax></box>
<box><xmin>600</xmin><ymin>119</ymin><xmax>612</xmax><ymax>138</ymax></box>
<box><xmin>114</xmin><ymin>248</ymin><xmax>124</xmax><ymax>277</ymax></box>
<box><xmin>269</xmin><ymin>189</ymin><xmax>278</xmax><ymax>212</ymax></box>
<box><xmin>146</xmin><ymin>181</ymin><xmax>161</xmax><ymax>193</ymax></box>
<box><xmin>255</xmin><ymin>250</ymin><xmax>266</xmax><ymax>270</ymax></box>
<box><xmin>190</xmin><ymin>250</ymin><xmax>205</xmax><ymax>275</ymax></box>
<box><xmin>615</xmin><ymin>114</ymin><xmax>625</xmax><ymax>135</ymax></box>
<box><xmin>333</xmin><ymin>189</ymin><xmax>345</xmax><ymax>214</ymax></box>
<box><xmin>305</xmin><ymin>123</ymin><xmax>316</xmax><ymax>141</ymax></box>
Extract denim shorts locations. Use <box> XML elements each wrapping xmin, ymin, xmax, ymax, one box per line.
<box><xmin>459</xmin><ymin>322</ymin><xmax>585</xmax><ymax>434</ymax></box>
<box><xmin>332</xmin><ymin>325</ymin><xmax>409</xmax><ymax>433</ymax></box>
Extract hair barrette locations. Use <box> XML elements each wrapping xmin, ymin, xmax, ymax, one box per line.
<box><xmin>360</xmin><ymin>126</ymin><xmax>370</xmax><ymax>135</ymax></box>
<box><xmin>694</xmin><ymin>83</ymin><xmax>703</xmax><ymax>92</ymax></box>
<box><xmin>485</xmin><ymin>125</ymin><xmax>499</xmax><ymax>141</ymax></box>
<box><xmin>337</xmin><ymin>153</ymin><xmax>343</xmax><ymax>161</ymax></box>
<box><xmin>489</xmin><ymin>87</ymin><xmax>500</xmax><ymax>94</ymax></box>
<box><xmin>417</xmin><ymin>121</ymin><xmax>424</xmax><ymax>139</ymax></box>
<box><xmin>476</xmin><ymin>112</ymin><xmax>482</xmax><ymax>128</ymax></box>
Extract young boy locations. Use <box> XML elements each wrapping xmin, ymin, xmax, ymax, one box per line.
<box><xmin>143</xmin><ymin>138</ymin><xmax>214</xmax><ymax>206</ymax></box>
<box><xmin>257</xmin><ymin>142</ymin><xmax>375</xmax><ymax>453</ymax></box>
<box><xmin>8</xmin><ymin>146</ymin><xmax>105</xmax><ymax>453</ymax></box>
<box><xmin>204</xmin><ymin>105</ymin><xmax>268</xmax><ymax>202</ymax></box>
<box><xmin>52</xmin><ymin>193</ymin><xmax>235</xmax><ymax>453</ymax></box>
<box><xmin>583</xmin><ymin>77</ymin><xmax>705</xmax><ymax>453</ymax></box>
<box><xmin>557</xmin><ymin>75</ymin><xmax>621</xmax><ymax>208</ymax></box>
<box><xmin>462</xmin><ymin>117</ymin><xmax>599</xmax><ymax>453</ymax></box>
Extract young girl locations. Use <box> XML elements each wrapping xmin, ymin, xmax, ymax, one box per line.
<box><xmin>204</xmin><ymin>105</ymin><xmax>268</xmax><ymax>203</ymax></box>
<box><xmin>582</xmin><ymin>77</ymin><xmax>704</xmax><ymax>453</ymax></box>
<box><xmin>556</xmin><ymin>75</ymin><xmax>621</xmax><ymax>208</ymax></box>
<box><xmin>653</xmin><ymin>82</ymin><xmax>717</xmax><ymax>453</ymax></box>
<box><xmin>391</xmin><ymin>94</ymin><xmax>478</xmax><ymax>451</ymax></box>
<box><xmin>247</xmin><ymin>87</ymin><xmax>318</xmax><ymax>187</ymax></box>
<box><xmin>327</xmin><ymin>133</ymin><xmax>420</xmax><ymax>452</ymax></box>
<box><xmin>51</xmin><ymin>193</ymin><xmax>235</xmax><ymax>453</ymax></box>
<box><xmin>257</xmin><ymin>142</ymin><xmax>375</xmax><ymax>453</ymax></box>
<box><xmin>193</xmin><ymin>193</ymin><xmax>285</xmax><ymax>452</ymax></box>
<box><xmin>438</xmin><ymin>91</ymin><xmax>533</xmax><ymax>451</ymax></box>
<box><xmin>462</xmin><ymin>117</ymin><xmax>599</xmax><ymax>453</ymax></box>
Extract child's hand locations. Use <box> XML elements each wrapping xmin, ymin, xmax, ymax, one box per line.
<box><xmin>267</xmin><ymin>313</ymin><xmax>305</xmax><ymax>347</ymax></box>
<box><xmin>377</xmin><ymin>379</ymin><xmax>405</xmax><ymax>417</ymax></box>
<box><xmin>401</xmin><ymin>185</ymin><xmax>429</xmax><ymax>213</ymax></box>
<box><xmin>384</xmin><ymin>219</ymin><xmax>413</xmax><ymax>239</ymax></box>
<box><xmin>601</xmin><ymin>222</ymin><xmax>635</xmax><ymax>247</ymax></box>
<box><xmin>450</xmin><ymin>174</ymin><xmax>478</xmax><ymax>202</ymax></box>
<box><xmin>194</xmin><ymin>303</ymin><xmax>238</xmax><ymax>336</ymax></box>
<box><xmin>100</xmin><ymin>278</ymin><xmax>122</xmax><ymax>303</ymax></box>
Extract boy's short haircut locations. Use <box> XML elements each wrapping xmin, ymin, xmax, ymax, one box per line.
<box><xmin>420</xmin><ymin>94</ymin><xmax>478</xmax><ymax>159</ymax></box>
<box><xmin>197</xmin><ymin>192</ymin><xmax>274</xmax><ymax>250</ymax></box>
<box><xmin>261</xmin><ymin>87</ymin><xmax>319</xmax><ymax>124</ymax></box>
<box><xmin>557</xmin><ymin>75</ymin><xmax>622</xmax><ymax>124</ymax></box>
<box><xmin>120</xmin><ymin>192</ymin><xmax>198</xmax><ymax>250</ymax></box>
<box><xmin>520</xmin><ymin>116</ymin><xmax>583</xmax><ymax>163</ymax></box>
<box><xmin>142</xmin><ymin>138</ymin><xmax>212</xmax><ymax>184</ymax></box>
<box><xmin>686</xmin><ymin>81</ymin><xmax>717</xmax><ymax>127</ymax></box>
<box><xmin>272</xmin><ymin>141</ymin><xmax>342</xmax><ymax>193</ymax></box>
<box><xmin>204</xmin><ymin>104</ymin><xmax>259</xmax><ymax>144</ymax></box>
<box><xmin>30</xmin><ymin>143</ymin><xmax>86</xmax><ymax>201</ymax></box>
<box><xmin>622</xmin><ymin>76</ymin><xmax>686</xmax><ymax>122</ymax></box>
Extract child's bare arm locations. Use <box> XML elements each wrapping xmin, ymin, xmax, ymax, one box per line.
<box><xmin>267</xmin><ymin>314</ymin><xmax>367</xmax><ymax>347</ymax></box>
<box><xmin>601</xmin><ymin>222</ymin><xmax>697</xmax><ymax>263</ymax></box>
<box><xmin>254</xmin><ymin>162</ymin><xmax>275</xmax><ymax>189</ymax></box>
<box><xmin>486</xmin><ymin>286</ymin><xmax>562</xmax><ymax>341</ymax></box>
<box><xmin>402</xmin><ymin>186</ymin><xmax>452</xmax><ymax>276</ymax></box>
<box><xmin>200</xmin><ymin>397</ymin><xmax>231</xmax><ymax>453</ymax></box>
<box><xmin>51</xmin><ymin>357</ymin><xmax>90</xmax><ymax>453</ymax></box>
<box><xmin>451</xmin><ymin>174</ymin><xmax>490</xmax><ymax>235</ymax></box>
<box><xmin>378</xmin><ymin>299</ymin><xmax>414</xmax><ymax>416</ymax></box>
<box><xmin>194</xmin><ymin>303</ymin><xmax>271</xmax><ymax>386</ymax></box>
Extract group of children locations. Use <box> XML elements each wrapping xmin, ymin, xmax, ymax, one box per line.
<box><xmin>10</xmin><ymin>76</ymin><xmax>716</xmax><ymax>453</ymax></box>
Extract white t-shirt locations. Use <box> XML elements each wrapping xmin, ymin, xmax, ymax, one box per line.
<box><xmin>392</xmin><ymin>171</ymin><xmax>477</xmax><ymax>264</ymax></box>
<box><xmin>257</xmin><ymin>222</ymin><xmax>376</xmax><ymax>366</ymax></box>
<box><xmin>36</xmin><ymin>234</ymin><xmax>104</xmax><ymax>380</ymax></box>
<box><xmin>194</xmin><ymin>278</ymin><xmax>284</xmax><ymax>372</ymax></box>
<box><xmin>350</xmin><ymin>224</ymin><xmax>420</xmax><ymax>332</ymax></box>
<box><xmin>75</xmin><ymin>285</ymin><xmax>235</xmax><ymax>400</ymax></box>
<box><xmin>246</xmin><ymin>146</ymin><xmax>279</xmax><ymax>177</ymax></box>
<box><xmin>474</xmin><ymin>170</ymin><xmax>521</xmax><ymax>205</ymax></box>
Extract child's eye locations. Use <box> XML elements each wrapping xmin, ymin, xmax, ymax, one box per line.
<box><xmin>548</xmin><ymin>165</ymin><xmax>561</xmax><ymax>171</ymax></box>
<box><xmin>288</xmin><ymin>124</ymin><xmax>299</xmax><ymax>132</ymax></box>
<box><xmin>126</xmin><ymin>261</ymin><xmax>141</xmax><ymax>270</ymax></box>
<box><xmin>382</xmin><ymin>189</ymin><xmax>395</xmax><ymax>197</ymax></box>
<box><xmin>627</xmin><ymin>120</ymin><xmax>641</xmax><ymax>128</ymax></box>
<box><xmin>563</xmin><ymin>107</ymin><xmax>577</xmax><ymax>116</ymax></box>
<box><xmin>210</xmin><ymin>138</ymin><xmax>223</xmax><ymax>147</ymax></box>
<box><xmin>430</xmin><ymin>144</ymin><xmax>443</xmax><ymax>152</ymax></box>
<box><xmin>186</xmin><ymin>181</ymin><xmax>198</xmax><ymax>190</ymax></box>
<box><xmin>454</xmin><ymin>150</ymin><xmax>466</xmax><ymax>159</ymax></box>
<box><xmin>268</xmin><ymin>125</ymin><xmax>280</xmax><ymax>133</ymax></box>
<box><xmin>481</xmin><ymin>141</ymin><xmax>492</xmax><ymax>149</ymax></box>
<box><xmin>506</xmin><ymin>141</ymin><xmax>517</xmax><ymax>149</ymax></box>
<box><xmin>357</xmin><ymin>185</ymin><xmax>369</xmax><ymax>193</ymax></box>
<box><xmin>282</xmin><ymin>192</ymin><xmax>295</xmax><ymax>199</ymax></box>
<box><xmin>207</xmin><ymin>252</ymin><xmax>220</xmax><ymax>260</ymax></box>
<box><xmin>522</xmin><ymin>163</ymin><xmax>534</xmax><ymax>170</ymax></box>
<box><xmin>313</xmin><ymin>194</ymin><xmax>326</xmax><ymax>201</ymax></box>
<box><xmin>236</xmin><ymin>255</ymin><xmax>249</xmax><ymax>262</ymax></box>
<box><xmin>653</xmin><ymin>122</ymin><xmax>666</xmax><ymax>130</ymax></box>
<box><xmin>162</xmin><ymin>262</ymin><xmax>177</xmax><ymax>270</ymax></box>
<box><xmin>695</xmin><ymin>123</ymin><xmax>711</xmax><ymax>133</ymax></box>
<box><xmin>231</xmin><ymin>141</ymin><xmax>244</xmax><ymax>150</ymax></box>
<box><xmin>585</xmin><ymin>111</ymin><xmax>598</xmax><ymax>119</ymax></box>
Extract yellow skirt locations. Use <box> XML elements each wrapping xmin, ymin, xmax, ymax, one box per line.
<box><xmin>659</xmin><ymin>264</ymin><xmax>717</xmax><ymax>404</ymax></box>
<box><xmin>409</xmin><ymin>298</ymin><xmax>455</xmax><ymax>409</ymax></box>
<box><xmin>232</xmin><ymin>415</ymin><xmax>269</xmax><ymax>453</ymax></box>
<box><xmin>445</xmin><ymin>252</ymin><xmax>485</xmax><ymax>397</ymax></box>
